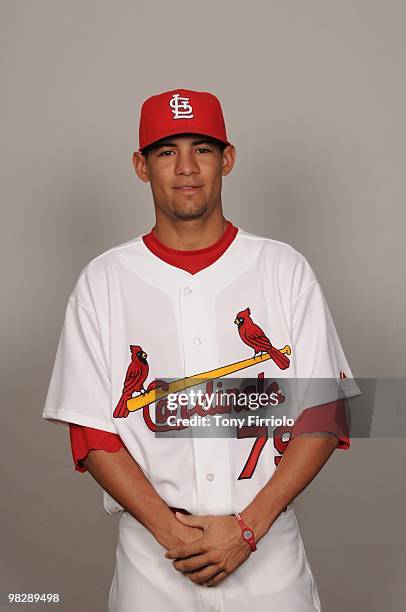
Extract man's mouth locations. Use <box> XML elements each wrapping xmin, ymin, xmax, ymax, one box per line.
<box><xmin>173</xmin><ymin>185</ymin><xmax>203</xmax><ymax>192</ymax></box>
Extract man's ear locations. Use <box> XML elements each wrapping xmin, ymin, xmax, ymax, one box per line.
<box><xmin>132</xmin><ymin>151</ymin><xmax>150</xmax><ymax>182</ymax></box>
<box><xmin>221</xmin><ymin>144</ymin><xmax>236</xmax><ymax>177</ymax></box>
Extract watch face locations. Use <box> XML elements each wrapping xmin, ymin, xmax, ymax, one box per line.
<box><xmin>243</xmin><ymin>529</ymin><xmax>253</xmax><ymax>539</ymax></box>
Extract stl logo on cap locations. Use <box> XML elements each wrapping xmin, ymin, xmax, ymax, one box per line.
<box><xmin>169</xmin><ymin>93</ymin><xmax>194</xmax><ymax>120</ymax></box>
<box><xmin>138</xmin><ymin>88</ymin><xmax>231</xmax><ymax>151</ymax></box>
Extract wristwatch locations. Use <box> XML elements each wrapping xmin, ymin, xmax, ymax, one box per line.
<box><xmin>234</xmin><ymin>512</ymin><xmax>257</xmax><ymax>551</ymax></box>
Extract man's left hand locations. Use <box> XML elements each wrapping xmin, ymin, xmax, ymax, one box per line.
<box><xmin>164</xmin><ymin>512</ymin><xmax>252</xmax><ymax>587</ymax></box>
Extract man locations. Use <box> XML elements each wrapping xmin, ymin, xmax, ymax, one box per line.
<box><xmin>43</xmin><ymin>88</ymin><xmax>360</xmax><ymax>612</ymax></box>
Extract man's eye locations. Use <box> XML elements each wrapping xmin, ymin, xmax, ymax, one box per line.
<box><xmin>158</xmin><ymin>147</ymin><xmax>211</xmax><ymax>156</ymax></box>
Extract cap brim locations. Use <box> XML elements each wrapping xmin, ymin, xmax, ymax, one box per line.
<box><xmin>139</xmin><ymin>127</ymin><xmax>231</xmax><ymax>151</ymax></box>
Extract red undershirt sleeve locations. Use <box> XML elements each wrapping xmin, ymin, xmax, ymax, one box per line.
<box><xmin>69</xmin><ymin>423</ymin><xmax>125</xmax><ymax>473</ymax></box>
<box><xmin>291</xmin><ymin>399</ymin><xmax>350</xmax><ymax>449</ymax></box>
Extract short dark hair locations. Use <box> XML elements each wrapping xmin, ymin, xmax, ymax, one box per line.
<box><xmin>140</xmin><ymin>134</ymin><xmax>228</xmax><ymax>159</ymax></box>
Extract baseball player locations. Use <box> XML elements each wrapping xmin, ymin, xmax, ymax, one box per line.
<box><xmin>42</xmin><ymin>88</ymin><xmax>360</xmax><ymax>612</ymax></box>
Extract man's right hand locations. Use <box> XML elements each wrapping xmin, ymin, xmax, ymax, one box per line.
<box><xmin>164</xmin><ymin>515</ymin><xmax>203</xmax><ymax>550</ymax></box>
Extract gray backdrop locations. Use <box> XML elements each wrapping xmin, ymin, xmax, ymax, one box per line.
<box><xmin>1</xmin><ymin>1</ymin><xmax>405</xmax><ymax>610</ymax></box>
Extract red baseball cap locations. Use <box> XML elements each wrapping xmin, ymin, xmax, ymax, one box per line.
<box><xmin>138</xmin><ymin>88</ymin><xmax>231</xmax><ymax>151</ymax></box>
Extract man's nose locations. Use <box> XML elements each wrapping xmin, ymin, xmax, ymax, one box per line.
<box><xmin>175</xmin><ymin>151</ymin><xmax>199</xmax><ymax>174</ymax></box>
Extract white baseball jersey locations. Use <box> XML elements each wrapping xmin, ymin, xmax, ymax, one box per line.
<box><xmin>42</xmin><ymin>226</ymin><xmax>360</xmax><ymax>612</ymax></box>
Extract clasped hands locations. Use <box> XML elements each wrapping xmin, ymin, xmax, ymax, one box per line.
<box><xmin>164</xmin><ymin>512</ymin><xmax>252</xmax><ymax>587</ymax></box>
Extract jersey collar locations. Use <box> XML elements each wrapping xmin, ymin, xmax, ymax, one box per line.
<box><xmin>142</xmin><ymin>220</ymin><xmax>239</xmax><ymax>275</ymax></box>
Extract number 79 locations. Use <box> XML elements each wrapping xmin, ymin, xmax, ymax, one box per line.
<box><xmin>237</xmin><ymin>423</ymin><xmax>293</xmax><ymax>479</ymax></box>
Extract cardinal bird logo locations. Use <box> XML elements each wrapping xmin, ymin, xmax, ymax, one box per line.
<box><xmin>234</xmin><ymin>307</ymin><xmax>290</xmax><ymax>370</ymax></box>
<box><xmin>113</xmin><ymin>345</ymin><xmax>149</xmax><ymax>418</ymax></box>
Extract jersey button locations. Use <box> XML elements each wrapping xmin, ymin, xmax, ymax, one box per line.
<box><xmin>194</xmin><ymin>336</ymin><xmax>203</xmax><ymax>345</ymax></box>
<box><xmin>184</xmin><ymin>286</ymin><xmax>192</xmax><ymax>294</ymax></box>
<box><xmin>206</xmin><ymin>473</ymin><xmax>215</xmax><ymax>481</ymax></box>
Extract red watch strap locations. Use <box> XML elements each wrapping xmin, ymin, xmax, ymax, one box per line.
<box><xmin>234</xmin><ymin>512</ymin><xmax>257</xmax><ymax>551</ymax></box>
